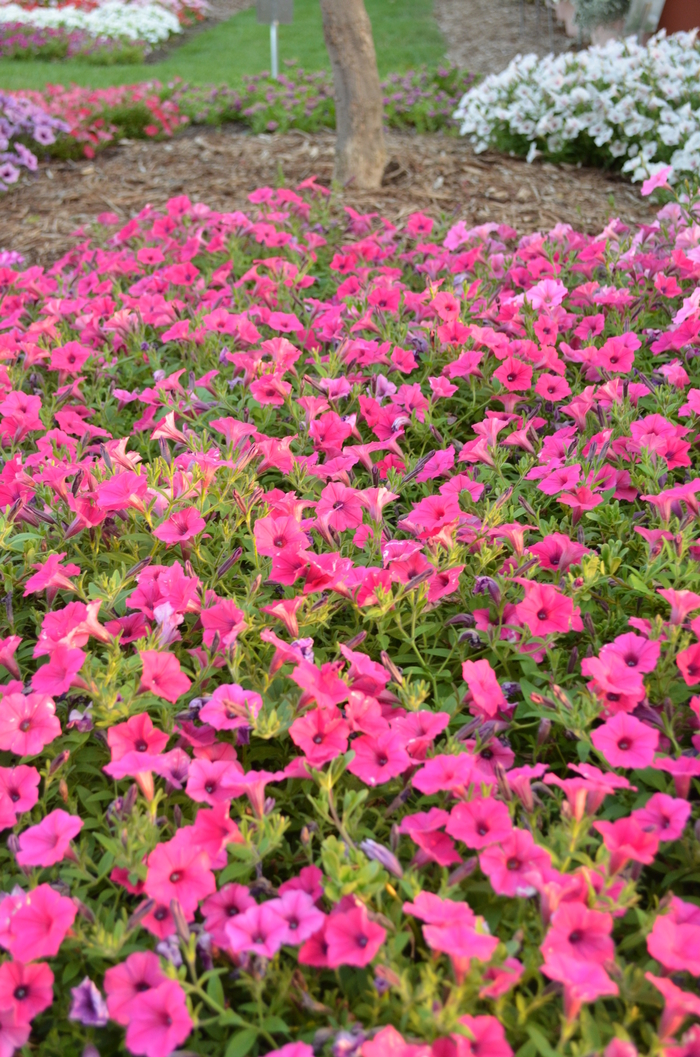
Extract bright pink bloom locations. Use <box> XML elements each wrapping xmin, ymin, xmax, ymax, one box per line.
<box><xmin>316</xmin><ymin>482</ymin><xmax>364</xmax><ymax>532</ymax></box>
<box><xmin>255</xmin><ymin>515</ymin><xmax>309</xmax><ymax>557</ymax></box>
<box><xmin>632</xmin><ymin>793</ymin><xmax>691</xmax><ymax>842</ymax></box>
<box><xmin>266</xmin><ymin>890</ymin><xmax>326</xmax><ymax>944</ymax></box>
<box><xmin>659</xmin><ymin>588</ymin><xmax>700</xmax><ymax>625</ymax></box>
<box><xmin>31</xmin><ymin>644</ymin><xmax>85</xmax><ymax>695</ymax></box>
<box><xmin>423</xmin><ymin>920</ymin><xmax>499</xmax><ymax>963</ymax></box>
<box><xmin>413</xmin><ymin>754</ymin><xmax>475</xmax><ymax>795</ymax></box>
<box><xmin>0</xmin><ymin>960</ymin><xmax>53</xmax><ymax>1025</ymax></box>
<box><xmin>325</xmin><ymin>905</ymin><xmax>386</xmax><ymax>968</ymax></box>
<box><xmin>138</xmin><ymin>650</ymin><xmax>192</xmax><ymax>703</ymax></box>
<box><xmin>289</xmin><ymin>706</ymin><xmax>350</xmax><ymax>766</ymax></box>
<box><xmin>225</xmin><ymin>903</ymin><xmax>288</xmax><ymax>957</ymax></box>
<box><xmin>201</xmin><ymin>884</ymin><xmax>256</xmax><ymax>947</ymax></box>
<box><xmin>198</xmin><ymin>684</ymin><xmax>263</xmax><ymax>731</ymax></box>
<box><xmin>457</xmin><ymin>1015</ymin><xmax>513</xmax><ymax>1057</ymax></box>
<box><xmin>346</xmin><ymin>730</ymin><xmax>411</xmax><ymax>786</ymax></box>
<box><xmin>461</xmin><ymin>659</ymin><xmax>507</xmax><ymax>718</ymax></box>
<box><xmin>601</xmin><ymin>632</ymin><xmax>660</xmax><ymax>674</ymax></box>
<box><xmin>0</xmin><ymin>884</ymin><xmax>77</xmax><ymax>962</ymax></box>
<box><xmin>593</xmin><ymin>816</ymin><xmax>659</xmax><ymax>873</ymax></box>
<box><xmin>447</xmin><ymin>797</ymin><xmax>513</xmax><ymax>849</ymax></box>
<box><xmin>16</xmin><ymin>809</ymin><xmax>83</xmax><ymax>867</ymax></box>
<box><xmin>108</xmin><ymin>712</ymin><xmax>169</xmax><ymax>761</ymax></box>
<box><xmin>515</xmin><ymin>583</ymin><xmax>576</xmax><ymax>636</ymax></box>
<box><xmin>677</xmin><ymin>643</ymin><xmax>700</xmax><ymax>685</ymax></box>
<box><xmin>641</xmin><ymin>165</ymin><xmax>673</xmax><ymax>195</ymax></box>
<box><xmin>145</xmin><ymin>838</ymin><xmax>216</xmax><ymax>915</ymax></box>
<box><xmin>24</xmin><ymin>553</ymin><xmax>80</xmax><ymax>596</ymax></box>
<box><xmin>0</xmin><ymin>765</ymin><xmax>40</xmax><ymax>815</ymax></box>
<box><xmin>493</xmin><ymin>356</ymin><xmax>533</xmax><ymax>392</ymax></box>
<box><xmin>0</xmin><ymin>693</ymin><xmax>61</xmax><ymax>756</ymax></box>
<box><xmin>104</xmin><ymin>951</ymin><xmax>166</xmax><ymax>1026</ymax></box>
<box><xmin>478</xmin><ymin>958</ymin><xmax>525</xmax><ymax>1000</ymax></box>
<box><xmin>527</xmin><ymin>532</ymin><xmax>589</xmax><ymax>572</ymax></box>
<box><xmin>646</xmin><ymin>973</ymin><xmax>700</xmax><ymax>1039</ymax></box>
<box><xmin>152</xmin><ymin>507</ymin><xmax>206</xmax><ymax>545</ymax></box>
<box><xmin>0</xmin><ymin>1010</ymin><xmax>29</xmax><ymax>1055</ymax></box>
<box><xmin>647</xmin><ymin>897</ymin><xmax>700</xmax><ymax>975</ymax></box>
<box><xmin>124</xmin><ymin>979</ymin><xmax>193</xmax><ymax>1057</ymax></box>
<box><xmin>542</xmin><ymin>954</ymin><xmax>618</xmax><ymax>1021</ymax></box>
<box><xmin>541</xmin><ymin>901</ymin><xmax>614</xmax><ymax>964</ymax></box>
<box><xmin>201</xmin><ymin>599</ymin><xmax>246</xmax><ymax>648</ymax></box>
<box><xmin>590</xmin><ymin>714</ymin><xmax>658</xmax><ymax>769</ymax></box>
<box><xmin>479</xmin><ymin>829</ymin><xmax>551</xmax><ymax>897</ymax></box>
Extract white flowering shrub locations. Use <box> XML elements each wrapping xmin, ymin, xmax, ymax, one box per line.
<box><xmin>0</xmin><ymin>0</ymin><xmax>181</xmax><ymax>42</ymax></box>
<box><xmin>455</xmin><ymin>30</ymin><xmax>700</xmax><ymax>182</ymax></box>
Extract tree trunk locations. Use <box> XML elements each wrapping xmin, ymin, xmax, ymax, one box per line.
<box><xmin>319</xmin><ymin>0</ymin><xmax>387</xmax><ymax>190</ymax></box>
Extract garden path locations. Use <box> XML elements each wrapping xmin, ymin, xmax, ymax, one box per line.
<box><xmin>7</xmin><ymin>126</ymin><xmax>655</xmax><ymax>265</ymax></box>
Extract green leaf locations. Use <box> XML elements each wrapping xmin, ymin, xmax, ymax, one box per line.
<box><xmin>260</xmin><ymin>1015</ymin><xmax>290</xmax><ymax>1034</ymax></box>
<box><xmin>225</xmin><ymin>1028</ymin><xmax>258</xmax><ymax>1057</ymax></box>
<box><xmin>525</xmin><ymin>1025</ymin><xmax>558</xmax><ymax>1057</ymax></box>
<box><xmin>207</xmin><ymin>972</ymin><xmax>225</xmax><ymax>1009</ymax></box>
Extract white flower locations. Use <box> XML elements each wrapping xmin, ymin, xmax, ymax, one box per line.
<box><xmin>454</xmin><ymin>29</ymin><xmax>700</xmax><ymax>182</ymax></box>
<box><xmin>0</xmin><ymin>0</ymin><xmax>182</xmax><ymax>42</ymax></box>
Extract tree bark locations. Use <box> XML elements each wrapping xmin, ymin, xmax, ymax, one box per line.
<box><xmin>319</xmin><ymin>0</ymin><xmax>387</xmax><ymax>190</ymax></box>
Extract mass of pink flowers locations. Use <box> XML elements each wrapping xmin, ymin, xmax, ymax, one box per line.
<box><xmin>0</xmin><ymin>167</ymin><xmax>699</xmax><ymax>1057</ymax></box>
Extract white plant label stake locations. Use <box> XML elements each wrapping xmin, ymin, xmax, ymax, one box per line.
<box><xmin>256</xmin><ymin>0</ymin><xmax>293</xmax><ymax>80</ymax></box>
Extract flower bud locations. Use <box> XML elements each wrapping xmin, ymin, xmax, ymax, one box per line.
<box><xmin>359</xmin><ymin>839</ymin><xmax>403</xmax><ymax>878</ymax></box>
<box><xmin>50</xmin><ymin>750</ymin><xmax>70</xmax><ymax>775</ymax></box>
<box><xmin>59</xmin><ymin>779</ymin><xmax>69</xmax><ymax>804</ymax></box>
<box><xmin>473</xmin><ymin>576</ymin><xmax>501</xmax><ymax>605</ymax></box>
<box><xmin>537</xmin><ymin>718</ymin><xmax>552</xmax><ymax>747</ymax></box>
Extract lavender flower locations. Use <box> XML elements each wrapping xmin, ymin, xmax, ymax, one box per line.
<box><xmin>68</xmin><ymin>978</ymin><xmax>109</xmax><ymax>1027</ymax></box>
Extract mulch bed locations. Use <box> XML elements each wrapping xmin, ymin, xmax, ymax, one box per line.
<box><xmin>4</xmin><ymin>127</ymin><xmax>657</xmax><ymax>265</ymax></box>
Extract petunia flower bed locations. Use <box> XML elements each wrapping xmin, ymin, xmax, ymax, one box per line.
<box><xmin>2</xmin><ymin>163</ymin><xmax>700</xmax><ymax>1057</ymax></box>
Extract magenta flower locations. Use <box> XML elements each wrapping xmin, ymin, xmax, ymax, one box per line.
<box><xmin>289</xmin><ymin>706</ymin><xmax>350</xmax><ymax>766</ymax></box>
<box><xmin>138</xmin><ymin>650</ymin><xmax>192</xmax><ymax>703</ymax></box>
<box><xmin>0</xmin><ymin>960</ymin><xmax>53</xmax><ymax>1025</ymax></box>
<box><xmin>447</xmin><ymin>797</ymin><xmax>513</xmax><ymax>850</ymax></box>
<box><xmin>590</xmin><ymin>714</ymin><xmax>659</xmax><ymax>769</ymax></box>
<box><xmin>125</xmin><ymin>979</ymin><xmax>193</xmax><ymax>1057</ymax></box>
<box><xmin>16</xmin><ymin>809</ymin><xmax>83</xmax><ymax>867</ymax></box>
<box><xmin>0</xmin><ymin>884</ymin><xmax>76</xmax><ymax>962</ymax></box>
<box><xmin>266</xmin><ymin>890</ymin><xmax>326</xmax><ymax>944</ymax></box>
<box><xmin>104</xmin><ymin>951</ymin><xmax>166</xmax><ymax>1026</ymax></box>
<box><xmin>31</xmin><ymin>644</ymin><xmax>85</xmax><ymax>695</ymax></box>
<box><xmin>153</xmin><ymin>506</ymin><xmax>206</xmax><ymax>546</ymax></box>
<box><xmin>346</xmin><ymin>731</ymin><xmax>411</xmax><ymax>786</ymax></box>
<box><xmin>0</xmin><ymin>693</ymin><xmax>61</xmax><ymax>756</ymax></box>
<box><xmin>325</xmin><ymin>905</ymin><xmax>386</xmax><ymax>968</ymax></box>
<box><xmin>515</xmin><ymin>583</ymin><xmax>576</xmax><ymax>637</ymax></box>
<box><xmin>145</xmin><ymin>837</ymin><xmax>216</xmax><ymax>915</ymax></box>
<box><xmin>479</xmin><ymin>829</ymin><xmax>551</xmax><ymax>898</ymax></box>
<box><xmin>201</xmin><ymin>884</ymin><xmax>256</xmax><ymax>947</ymax></box>
<box><xmin>225</xmin><ymin>903</ymin><xmax>288</xmax><ymax>958</ymax></box>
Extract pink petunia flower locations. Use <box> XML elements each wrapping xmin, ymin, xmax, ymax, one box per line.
<box><xmin>590</xmin><ymin>713</ymin><xmax>658</xmax><ymax>769</ymax></box>
<box><xmin>145</xmin><ymin>838</ymin><xmax>216</xmax><ymax>916</ymax></box>
<box><xmin>138</xmin><ymin>650</ymin><xmax>192</xmax><ymax>703</ymax></box>
<box><xmin>124</xmin><ymin>979</ymin><xmax>193</xmax><ymax>1057</ymax></box>
<box><xmin>447</xmin><ymin>797</ymin><xmax>513</xmax><ymax>849</ymax></box>
<box><xmin>289</xmin><ymin>706</ymin><xmax>350</xmax><ymax>766</ymax></box>
<box><xmin>515</xmin><ymin>582</ymin><xmax>576</xmax><ymax>637</ymax></box>
<box><xmin>16</xmin><ymin>809</ymin><xmax>83</xmax><ymax>867</ymax></box>
<box><xmin>479</xmin><ymin>828</ymin><xmax>551</xmax><ymax>897</ymax></box>
<box><xmin>266</xmin><ymin>890</ymin><xmax>326</xmax><ymax>945</ymax></box>
<box><xmin>104</xmin><ymin>951</ymin><xmax>166</xmax><ymax>1026</ymax></box>
<box><xmin>0</xmin><ymin>884</ymin><xmax>76</xmax><ymax>962</ymax></box>
<box><xmin>593</xmin><ymin>816</ymin><xmax>659</xmax><ymax>873</ymax></box>
<box><xmin>152</xmin><ymin>507</ymin><xmax>206</xmax><ymax>545</ymax></box>
<box><xmin>325</xmin><ymin>905</ymin><xmax>386</xmax><ymax>968</ymax></box>
<box><xmin>225</xmin><ymin>903</ymin><xmax>288</xmax><ymax>958</ymax></box>
<box><xmin>541</xmin><ymin>901</ymin><xmax>614</xmax><ymax>965</ymax></box>
<box><xmin>199</xmin><ymin>684</ymin><xmax>263</xmax><ymax>731</ymax></box>
<box><xmin>461</xmin><ymin>659</ymin><xmax>507</xmax><ymax>718</ymax></box>
<box><xmin>0</xmin><ymin>693</ymin><xmax>61</xmax><ymax>756</ymax></box>
<box><xmin>0</xmin><ymin>960</ymin><xmax>53</xmax><ymax>1024</ymax></box>
<box><xmin>31</xmin><ymin>644</ymin><xmax>85</xmax><ymax>695</ymax></box>
<box><xmin>346</xmin><ymin>730</ymin><xmax>411</xmax><ymax>786</ymax></box>
<box><xmin>632</xmin><ymin>793</ymin><xmax>691</xmax><ymax>842</ymax></box>
<box><xmin>0</xmin><ymin>765</ymin><xmax>40</xmax><ymax>815</ymax></box>
<box><xmin>201</xmin><ymin>884</ymin><xmax>256</xmax><ymax>947</ymax></box>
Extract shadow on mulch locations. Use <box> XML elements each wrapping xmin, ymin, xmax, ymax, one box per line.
<box><xmin>3</xmin><ymin>126</ymin><xmax>657</xmax><ymax>265</ymax></box>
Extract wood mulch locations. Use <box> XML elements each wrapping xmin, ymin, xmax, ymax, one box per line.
<box><xmin>2</xmin><ymin>127</ymin><xmax>657</xmax><ymax>265</ymax></box>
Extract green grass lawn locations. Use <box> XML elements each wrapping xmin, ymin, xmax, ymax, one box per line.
<box><xmin>0</xmin><ymin>0</ymin><xmax>446</xmax><ymax>90</ymax></box>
